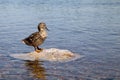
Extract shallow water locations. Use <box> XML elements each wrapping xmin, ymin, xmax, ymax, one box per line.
<box><xmin>0</xmin><ymin>0</ymin><xmax>120</xmax><ymax>80</ymax></box>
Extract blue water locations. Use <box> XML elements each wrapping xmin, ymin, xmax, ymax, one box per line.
<box><xmin>0</xmin><ymin>0</ymin><xmax>120</xmax><ymax>80</ymax></box>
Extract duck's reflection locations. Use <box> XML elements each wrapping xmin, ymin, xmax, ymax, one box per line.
<box><xmin>25</xmin><ymin>60</ymin><xmax>46</xmax><ymax>80</ymax></box>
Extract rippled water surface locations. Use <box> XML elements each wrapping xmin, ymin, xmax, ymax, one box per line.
<box><xmin>0</xmin><ymin>0</ymin><xmax>120</xmax><ymax>80</ymax></box>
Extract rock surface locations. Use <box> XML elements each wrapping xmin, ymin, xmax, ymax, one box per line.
<box><xmin>10</xmin><ymin>48</ymin><xmax>82</xmax><ymax>62</ymax></box>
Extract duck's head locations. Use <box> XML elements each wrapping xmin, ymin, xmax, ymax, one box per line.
<box><xmin>38</xmin><ymin>22</ymin><xmax>49</xmax><ymax>32</ymax></box>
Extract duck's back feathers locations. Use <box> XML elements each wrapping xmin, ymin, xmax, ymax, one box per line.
<box><xmin>22</xmin><ymin>32</ymin><xmax>46</xmax><ymax>47</ymax></box>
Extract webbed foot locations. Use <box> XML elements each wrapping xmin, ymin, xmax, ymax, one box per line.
<box><xmin>35</xmin><ymin>48</ymin><xmax>43</xmax><ymax>53</ymax></box>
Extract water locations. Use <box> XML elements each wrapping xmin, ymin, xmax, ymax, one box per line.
<box><xmin>0</xmin><ymin>0</ymin><xmax>120</xmax><ymax>80</ymax></box>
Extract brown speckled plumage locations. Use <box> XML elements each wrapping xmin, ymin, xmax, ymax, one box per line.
<box><xmin>22</xmin><ymin>22</ymin><xmax>48</xmax><ymax>52</ymax></box>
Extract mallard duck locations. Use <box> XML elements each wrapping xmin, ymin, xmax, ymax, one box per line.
<box><xmin>22</xmin><ymin>22</ymin><xmax>48</xmax><ymax>53</ymax></box>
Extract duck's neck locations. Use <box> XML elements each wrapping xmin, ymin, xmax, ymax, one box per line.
<box><xmin>39</xmin><ymin>30</ymin><xmax>47</xmax><ymax>38</ymax></box>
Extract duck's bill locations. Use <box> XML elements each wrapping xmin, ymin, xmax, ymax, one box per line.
<box><xmin>46</xmin><ymin>27</ymin><xmax>49</xmax><ymax>31</ymax></box>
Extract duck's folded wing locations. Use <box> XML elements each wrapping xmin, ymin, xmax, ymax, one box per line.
<box><xmin>28</xmin><ymin>32</ymin><xmax>42</xmax><ymax>43</ymax></box>
<box><xmin>23</xmin><ymin>32</ymin><xmax>42</xmax><ymax>46</ymax></box>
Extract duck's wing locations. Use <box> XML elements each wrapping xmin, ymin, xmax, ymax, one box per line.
<box><xmin>23</xmin><ymin>32</ymin><xmax>42</xmax><ymax>46</ymax></box>
<box><xmin>28</xmin><ymin>32</ymin><xmax>42</xmax><ymax>43</ymax></box>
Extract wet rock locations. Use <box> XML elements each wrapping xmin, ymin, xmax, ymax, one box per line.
<box><xmin>10</xmin><ymin>48</ymin><xmax>83</xmax><ymax>62</ymax></box>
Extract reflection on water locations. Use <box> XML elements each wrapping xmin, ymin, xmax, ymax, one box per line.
<box><xmin>25</xmin><ymin>60</ymin><xmax>46</xmax><ymax>80</ymax></box>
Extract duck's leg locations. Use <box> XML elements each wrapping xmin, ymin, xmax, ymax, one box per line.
<box><xmin>34</xmin><ymin>46</ymin><xmax>43</xmax><ymax>53</ymax></box>
<box><xmin>37</xmin><ymin>46</ymin><xmax>43</xmax><ymax>52</ymax></box>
